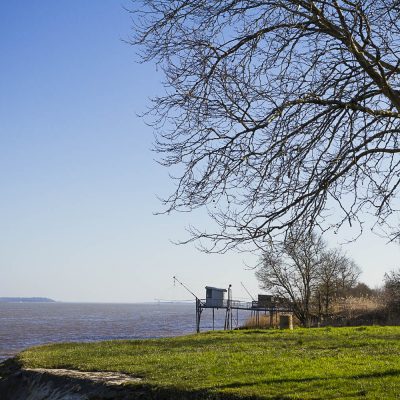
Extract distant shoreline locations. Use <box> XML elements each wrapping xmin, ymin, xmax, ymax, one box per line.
<box><xmin>0</xmin><ymin>297</ymin><xmax>56</xmax><ymax>303</ymax></box>
<box><xmin>0</xmin><ymin>299</ymin><xmax>196</xmax><ymax>304</ymax></box>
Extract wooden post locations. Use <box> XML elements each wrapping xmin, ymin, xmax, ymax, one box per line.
<box><xmin>196</xmin><ymin>298</ymin><xmax>202</xmax><ymax>333</ymax></box>
<box><xmin>225</xmin><ymin>284</ymin><xmax>232</xmax><ymax>330</ymax></box>
<box><xmin>195</xmin><ymin>299</ymin><xmax>199</xmax><ymax>333</ymax></box>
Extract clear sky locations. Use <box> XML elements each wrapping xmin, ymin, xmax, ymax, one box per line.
<box><xmin>1</xmin><ymin>1</ymin><xmax>399</xmax><ymax>303</ymax></box>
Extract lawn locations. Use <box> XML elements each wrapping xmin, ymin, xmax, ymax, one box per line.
<box><xmin>14</xmin><ymin>326</ymin><xmax>400</xmax><ymax>399</ymax></box>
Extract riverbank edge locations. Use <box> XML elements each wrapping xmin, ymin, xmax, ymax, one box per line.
<box><xmin>0</xmin><ymin>363</ymin><xmax>148</xmax><ymax>400</ymax></box>
<box><xmin>0</xmin><ymin>358</ymin><xmax>248</xmax><ymax>400</ymax></box>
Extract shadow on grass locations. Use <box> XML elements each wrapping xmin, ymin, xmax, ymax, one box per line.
<box><xmin>220</xmin><ymin>376</ymin><xmax>327</xmax><ymax>389</ymax></box>
<box><xmin>350</xmin><ymin>369</ymin><xmax>400</xmax><ymax>379</ymax></box>
<box><xmin>215</xmin><ymin>370</ymin><xmax>400</xmax><ymax>400</ymax></box>
<box><xmin>218</xmin><ymin>369</ymin><xmax>400</xmax><ymax>389</ymax></box>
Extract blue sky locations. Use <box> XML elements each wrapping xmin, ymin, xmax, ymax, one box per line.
<box><xmin>0</xmin><ymin>1</ymin><xmax>399</xmax><ymax>302</ymax></box>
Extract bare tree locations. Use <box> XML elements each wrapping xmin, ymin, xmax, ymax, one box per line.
<box><xmin>256</xmin><ymin>230</ymin><xmax>360</xmax><ymax>325</ymax></box>
<box><xmin>255</xmin><ymin>230</ymin><xmax>325</xmax><ymax>326</ymax></box>
<box><xmin>316</xmin><ymin>249</ymin><xmax>361</xmax><ymax>318</ymax></box>
<box><xmin>133</xmin><ymin>1</ymin><xmax>400</xmax><ymax>251</ymax></box>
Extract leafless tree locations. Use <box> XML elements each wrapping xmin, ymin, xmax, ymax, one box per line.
<box><xmin>133</xmin><ymin>1</ymin><xmax>400</xmax><ymax>251</ymax></box>
<box><xmin>316</xmin><ymin>249</ymin><xmax>361</xmax><ymax>317</ymax></box>
<box><xmin>256</xmin><ymin>230</ymin><xmax>326</xmax><ymax>326</ymax></box>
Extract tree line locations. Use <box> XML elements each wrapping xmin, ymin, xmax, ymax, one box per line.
<box><xmin>256</xmin><ymin>230</ymin><xmax>400</xmax><ymax>327</ymax></box>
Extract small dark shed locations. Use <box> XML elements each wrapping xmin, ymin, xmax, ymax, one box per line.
<box><xmin>258</xmin><ymin>294</ymin><xmax>274</xmax><ymax>307</ymax></box>
<box><xmin>205</xmin><ymin>286</ymin><xmax>227</xmax><ymax>308</ymax></box>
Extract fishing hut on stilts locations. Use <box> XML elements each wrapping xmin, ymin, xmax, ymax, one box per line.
<box><xmin>173</xmin><ymin>277</ymin><xmax>294</xmax><ymax>333</ymax></box>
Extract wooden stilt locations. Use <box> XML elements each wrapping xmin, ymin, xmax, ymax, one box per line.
<box><xmin>196</xmin><ymin>298</ymin><xmax>202</xmax><ymax>333</ymax></box>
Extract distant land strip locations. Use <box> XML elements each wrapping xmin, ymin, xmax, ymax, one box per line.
<box><xmin>0</xmin><ymin>297</ymin><xmax>56</xmax><ymax>303</ymax></box>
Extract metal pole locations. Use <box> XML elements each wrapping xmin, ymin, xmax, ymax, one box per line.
<box><xmin>196</xmin><ymin>299</ymin><xmax>199</xmax><ymax>333</ymax></box>
<box><xmin>196</xmin><ymin>298</ymin><xmax>202</xmax><ymax>333</ymax></box>
<box><xmin>228</xmin><ymin>284</ymin><xmax>232</xmax><ymax>330</ymax></box>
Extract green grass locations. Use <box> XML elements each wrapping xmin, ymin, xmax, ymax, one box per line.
<box><xmin>14</xmin><ymin>326</ymin><xmax>400</xmax><ymax>399</ymax></box>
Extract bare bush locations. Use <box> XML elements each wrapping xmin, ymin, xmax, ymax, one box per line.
<box><xmin>242</xmin><ymin>314</ymin><xmax>273</xmax><ymax>329</ymax></box>
<box><xmin>331</xmin><ymin>295</ymin><xmax>385</xmax><ymax>318</ymax></box>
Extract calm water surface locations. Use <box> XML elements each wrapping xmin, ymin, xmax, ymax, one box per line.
<box><xmin>0</xmin><ymin>302</ymin><xmax>246</xmax><ymax>361</ymax></box>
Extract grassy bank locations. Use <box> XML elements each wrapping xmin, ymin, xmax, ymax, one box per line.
<box><xmin>12</xmin><ymin>326</ymin><xmax>400</xmax><ymax>399</ymax></box>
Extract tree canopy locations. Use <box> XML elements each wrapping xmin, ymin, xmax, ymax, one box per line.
<box><xmin>133</xmin><ymin>1</ymin><xmax>400</xmax><ymax>251</ymax></box>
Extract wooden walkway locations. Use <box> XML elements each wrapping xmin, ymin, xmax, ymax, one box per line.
<box><xmin>195</xmin><ymin>298</ymin><xmax>293</xmax><ymax>332</ymax></box>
